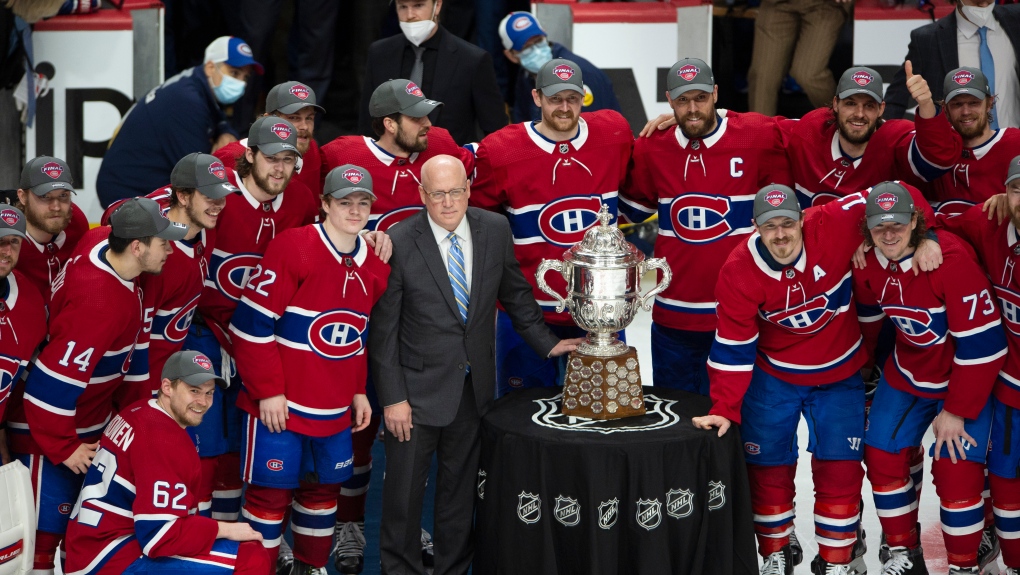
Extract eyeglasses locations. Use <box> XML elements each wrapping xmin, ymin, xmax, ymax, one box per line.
<box><xmin>424</xmin><ymin>187</ymin><xmax>467</xmax><ymax>203</ymax></box>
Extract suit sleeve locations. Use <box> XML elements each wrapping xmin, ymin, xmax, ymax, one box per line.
<box><xmin>882</xmin><ymin>37</ymin><xmax>918</xmax><ymax>120</ymax></box>
<box><xmin>469</xmin><ymin>142</ymin><xmax>507</xmax><ymax>211</ymax></box>
<box><xmin>368</xmin><ymin>242</ymin><xmax>408</xmax><ymax>407</ymax></box>
<box><xmin>495</xmin><ymin>218</ymin><xmax>559</xmax><ymax>357</ymax></box>
<box><xmin>618</xmin><ymin>138</ymin><xmax>659</xmax><ymax>224</ymax></box>
<box><xmin>706</xmin><ymin>262</ymin><xmax>761</xmax><ymax>423</ymax></box>
<box><xmin>470</xmin><ymin>51</ymin><xmax>509</xmax><ymax>137</ymax></box>
<box><xmin>358</xmin><ymin>50</ymin><xmax>380</xmax><ymax>139</ymax></box>
<box><xmin>229</xmin><ymin>237</ymin><xmax>299</xmax><ymax>401</ymax></box>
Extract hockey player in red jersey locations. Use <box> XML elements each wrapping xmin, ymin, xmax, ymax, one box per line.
<box><xmin>854</xmin><ymin>182</ymin><xmax>1006</xmax><ymax>575</ymax></box>
<box><xmin>215</xmin><ymin>81</ymin><xmax>324</xmax><ymax>202</ymax></box>
<box><xmin>693</xmin><ymin>183</ymin><xmax>942</xmax><ymax>575</ymax></box>
<box><xmin>10</xmin><ymin>197</ymin><xmax>187</xmax><ymax>573</ymax></box>
<box><xmin>471</xmin><ymin>58</ymin><xmax>632</xmax><ymax>397</ymax></box>
<box><xmin>0</xmin><ymin>205</ymin><xmax>46</xmax><ymax>460</ymax></box>
<box><xmin>930</xmin><ymin>67</ymin><xmax>1020</xmax><ymax>216</ymax></box>
<box><xmin>620</xmin><ymin>58</ymin><xmax>792</xmax><ymax>396</ymax></box>
<box><xmin>11</xmin><ymin>156</ymin><xmax>89</xmax><ymax>298</ymax></box>
<box><xmin>938</xmin><ymin>158</ymin><xmax>1020</xmax><ymax>575</ymax></box>
<box><xmin>230</xmin><ymin>165</ymin><xmax>388</xmax><ymax>573</ymax></box>
<box><xmin>63</xmin><ymin>350</ymin><xmax>270</xmax><ymax>575</ymax></box>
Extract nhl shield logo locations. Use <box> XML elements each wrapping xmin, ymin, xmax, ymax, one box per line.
<box><xmin>290</xmin><ymin>84</ymin><xmax>310</xmax><ymax>100</ymax></box>
<box><xmin>343</xmin><ymin>169</ymin><xmax>364</xmax><ymax>184</ymax></box>
<box><xmin>558</xmin><ymin>143</ymin><xmax>569</xmax><ymax>154</ymax></box>
<box><xmin>270</xmin><ymin>123</ymin><xmax>292</xmax><ymax>140</ymax></box>
<box><xmin>406</xmin><ymin>82</ymin><xmax>424</xmax><ymax>97</ymax></box>
<box><xmin>708</xmin><ymin>480</ymin><xmax>726</xmax><ymax>511</ymax></box>
<box><xmin>852</xmin><ymin>71</ymin><xmax>874</xmax><ymax>87</ymax></box>
<box><xmin>208</xmin><ymin>161</ymin><xmax>226</xmax><ymax>180</ymax></box>
<box><xmin>518</xmin><ymin>492</ymin><xmax>541</xmax><ymax>524</ymax></box>
<box><xmin>954</xmin><ymin>70</ymin><xmax>975</xmax><ymax>86</ymax></box>
<box><xmin>765</xmin><ymin>190</ymin><xmax>787</xmax><ymax>207</ymax></box>
<box><xmin>41</xmin><ymin>162</ymin><xmax>64</xmax><ymax>179</ymax></box>
<box><xmin>193</xmin><ymin>354</ymin><xmax>213</xmax><ymax>371</ymax></box>
<box><xmin>477</xmin><ymin>470</ymin><xmax>486</xmax><ymax>500</ymax></box>
<box><xmin>554</xmin><ymin>496</ymin><xmax>581</xmax><ymax>526</ymax></box>
<box><xmin>666</xmin><ymin>488</ymin><xmax>694</xmax><ymax>519</ymax></box>
<box><xmin>598</xmin><ymin>498</ymin><xmax>618</xmax><ymax>530</ymax></box>
<box><xmin>876</xmin><ymin>192</ymin><xmax>898</xmax><ymax>211</ymax></box>
<box><xmin>0</xmin><ymin>209</ymin><xmax>19</xmax><ymax>226</ymax></box>
<box><xmin>635</xmin><ymin>498</ymin><xmax>662</xmax><ymax>531</ymax></box>
<box><xmin>553</xmin><ymin>64</ymin><xmax>575</xmax><ymax>81</ymax></box>
<box><xmin>677</xmin><ymin>65</ymin><xmax>700</xmax><ymax>82</ymax></box>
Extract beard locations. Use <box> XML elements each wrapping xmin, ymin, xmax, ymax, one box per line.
<box><xmin>951</xmin><ymin>112</ymin><xmax>989</xmax><ymax>140</ymax></box>
<box><xmin>836</xmin><ymin>115</ymin><xmax>879</xmax><ymax>146</ymax></box>
<box><xmin>25</xmin><ymin>204</ymin><xmax>72</xmax><ymax>236</ymax></box>
<box><xmin>675</xmin><ymin>107</ymin><xmax>717</xmax><ymax>140</ymax></box>
<box><xmin>542</xmin><ymin>108</ymin><xmax>579</xmax><ymax>134</ymax></box>
<box><xmin>395</xmin><ymin>126</ymin><xmax>428</xmax><ymax>154</ymax></box>
<box><xmin>252</xmin><ymin>168</ymin><xmax>289</xmax><ymax>197</ymax></box>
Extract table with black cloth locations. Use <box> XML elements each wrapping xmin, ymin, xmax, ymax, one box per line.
<box><xmin>474</xmin><ymin>387</ymin><xmax>757</xmax><ymax>575</ymax></box>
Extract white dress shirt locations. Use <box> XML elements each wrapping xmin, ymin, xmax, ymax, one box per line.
<box><xmin>428</xmin><ymin>213</ymin><xmax>473</xmax><ymax>292</ymax></box>
<box><xmin>958</xmin><ymin>10</ymin><xmax>1020</xmax><ymax>128</ymax></box>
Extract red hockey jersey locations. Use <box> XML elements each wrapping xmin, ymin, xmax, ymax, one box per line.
<box><xmin>854</xmin><ymin>231</ymin><xmax>1006</xmax><ymax>419</ymax></box>
<box><xmin>471</xmin><ymin>111</ymin><xmax>633</xmax><ymax>325</ymax></box>
<box><xmin>215</xmin><ymin>137</ymin><xmax>322</xmax><ymax>204</ymax></box>
<box><xmin>0</xmin><ymin>271</ymin><xmax>46</xmax><ymax>423</ymax></box>
<box><xmin>620</xmin><ymin>110</ymin><xmax>791</xmax><ymax>332</ymax></box>
<box><xmin>17</xmin><ymin>202</ymin><xmax>89</xmax><ymax>298</ymax></box>
<box><xmin>230</xmin><ymin>225</ymin><xmax>389</xmax><ymax>437</ymax></box>
<box><xmin>781</xmin><ymin>109</ymin><xmax>960</xmax><ymax>208</ymax></box>
<box><xmin>64</xmin><ymin>399</ymin><xmax>223</xmax><ymax>575</ymax></box>
<box><xmin>929</xmin><ymin>128</ymin><xmax>1020</xmax><ymax>216</ymax></box>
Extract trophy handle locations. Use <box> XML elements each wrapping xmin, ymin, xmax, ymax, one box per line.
<box><xmin>535</xmin><ymin>260</ymin><xmax>569</xmax><ymax>313</ymax></box>
<box><xmin>637</xmin><ymin>258</ymin><xmax>672</xmax><ymax>312</ymax></box>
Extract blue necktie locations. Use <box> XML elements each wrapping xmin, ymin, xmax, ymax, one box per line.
<box><xmin>447</xmin><ymin>232</ymin><xmax>469</xmax><ymax>324</ymax></box>
<box><xmin>978</xmin><ymin>26</ymin><xmax>999</xmax><ymax>130</ymax></box>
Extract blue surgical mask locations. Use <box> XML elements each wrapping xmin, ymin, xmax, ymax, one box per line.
<box><xmin>519</xmin><ymin>40</ymin><xmax>553</xmax><ymax>74</ymax></box>
<box><xmin>213</xmin><ymin>71</ymin><xmax>246</xmax><ymax>104</ymax></box>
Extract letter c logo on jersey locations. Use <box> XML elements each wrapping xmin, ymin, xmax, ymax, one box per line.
<box><xmin>883</xmin><ymin>305</ymin><xmax>943</xmax><ymax>346</ymax></box>
<box><xmin>215</xmin><ymin>253</ymin><xmax>263</xmax><ymax>301</ymax></box>
<box><xmin>764</xmin><ymin>295</ymin><xmax>836</xmax><ymax>334</ymax></box>
<box><xmin>373</xmin><ymin>206</ymin><xmax>422</xmax><ymax>233</ymax></box>
<box><xmin>995</xmin><ymin>286</ymin><xmax>1020</xmax><ymax>337</ymax></box>
<box><xmin>537</xmin><ymin>196</ymin><xmax>602</xmax><ymax>247</ymax></box>
<box><xmin>669</xmin><ymin>194</ymin><xmax>733</xmax><ymax>243</ymax></box>
<box><xmin>307</xmin><ymin>310</ymin><xmax>370</xmax><ymax>360</ymax></box>
<box><xmin>0</xmin><ymin>355</ymin><xmax>21</xmax><ymax>406</ymax></box>
<box><xmin>162</xmin><ymin>295</ymin><xmax>200</xmax><ymax>343</ymax></box>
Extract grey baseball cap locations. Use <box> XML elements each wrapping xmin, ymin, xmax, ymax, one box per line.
<box><xmin>667</xmin><ymin>58</ymin><xmax>714</xmax><ymax>99</ymax></box>
<box><xmin>266</xmin><ymin>81</ymin><xmax>325</xmax><ymax>115</ymax></box>
<box><xmin>944</xmin><ymin>66</ymin><xmax>992</xmax><ymax>102</ymax></box>
<box><xmin>248</xmin><ymin>116</ymin><xmax>302</xmax><ymax>157</ymax></box>
<box><xmin>866</xmin><ymin>181</ymin><xmax>915</xmax><ymax>228</ymax></box>
<box><xmin>110</xmin><ymin>197</ymin><xmax>190</xmax><ymax>241</ymax></box>
<box><xmin>753</xmin><ymin>184</ymin><xmax>801</xmax><ymax>226</ymax></box>
<box><xmin>1006</xmin><ymin>155</ymin><xmax>1020</xmax><ymax>186</ymax></box>
<box><xmin>837</xmin><ymin>66</ymin><xmax>883</xmax><ymax>103</ymax></box>
<box><xmin>0</xmin><ymin>204</ymin><xmax>27</xmax><ymax>240</ymax></box>
<box><xmin>20</xmin><ymin>156</ymin><xmax>76</xmax><ymax>196</ymax></box>
<box><xmin>536</xmin><ymin>58</ymin><xmax>584</xmax><ymax>97</ymax></box>
<box><xmin>170</xmin><ymin>153</ymin><xmax>239</xmax><ymax>200</ymax></box>
<box><xmin>162</xmin><ymin>350</ymin><xmax>227</xmax><ymax>389</ymax></box>
<box><xmin>369</xmin><ymin>79</ymin><xmax>443</xmax><ymax>118</ymax></box>
<box><xmin>324</xmin><ymin>165</ymin><xmax>376</xmax><ymax>200</ymax></box>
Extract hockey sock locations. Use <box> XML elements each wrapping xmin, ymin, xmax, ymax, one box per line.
<box><xmin>197</xmin><ymin>456</ymin><xmax>218</xmax><ymax>518</ymax></box>
<box><xmin>233</xmin><ymin>540</ymin><xmax>272</xmax><ymax>575</ymax></box>
<box><xmin>990</xmin><ymin>473</ymin><xmax>1020</xmax><ymax>568</ymax></box>
<box><xmin>932</xmin><ymin>458</ymin><xmax>985</xmax><ymax>568</ymax></box>
<box><xmin>292</xmin><ymin>481</ymin><xmax>342</xmax><ymax>567</ymax></box>
<box><xmin>812</xmin><ymin>458</ymin><xmax>864</xmax><ymax>564</ymax></box>
<box><xmin>865</xmin><ymin>445</ymin><xmax>919</xmax><ymax>548</ymax></box>
<box><xmin>33</xmin><ymin>530</ymin><xmax>62</xmax><ymax>571</ymax></box>
<box><xmin>240</xmin><ymin>483</ymin><xmax>293</xmax><ymax>566</ymax></box>
<box><xmin>747</xmin><ymin>463</ymin><xmax>797</xmax><ymax>556</ymax></box>
<box><xmin>909</xmin><ymin>445</ymin><xmax>924</xmax><ymax>500</ymax></box>
<box><xmin>983</xmin><ymin>467</ymin><xmax>994</xmax><ymax>527</ymax></box>
<box><xmin>336</xmin><ymin>413</ymin><xmax>380</xmax><ymax>523</ymax></box>
<box><xmin>212</xmin><ymin>451</ymin><xmax>243</xmax><ymax>521</ymax></box>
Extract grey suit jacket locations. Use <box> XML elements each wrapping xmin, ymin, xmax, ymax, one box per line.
<box><xmin>369</xmin><ymin>208</ymin><xmax>559</xmax><ymax>428</ymax></box>
<box><xmin>884</xmin><ymin>5</ymin><xmax>1020</xmax><ymax>119</ymax></box>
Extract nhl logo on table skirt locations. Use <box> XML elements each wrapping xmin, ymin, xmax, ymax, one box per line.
<box><xmin>518</xmin><ymin>492</ymin><xmax>542</xmax><ymax>524</ymax></box>
<box><xmin>477</xmin><ymin>470</ymin><xmax>486</xmax><ymax>500</ymax></box>
<box><xmin>554</xmin><ymin>496</ymin><xmax>581</xmax><ymax>526</ymax></box>
<box><xmin>635</xmin><ymin>498</ymin><xmax>662</xmax><ymax>531</ymax></box>
<box><xmin>598</xmin><ymin>498</ymin><xmax>619</xmax><ymax>530</ymax></box>
<box><xmin>532</xmin><ymin>393</ymin><xmax>681</xmax><ymax>434</ymax></box>
<box><xmin>666</xmin><ymin>488</ymin><xmax>694</xmax><ymax>519</ymax></box>
<box><xmin>708</xmin><ymin>480</ymin><xmax>726</xmax><ymax>511</ymax></box>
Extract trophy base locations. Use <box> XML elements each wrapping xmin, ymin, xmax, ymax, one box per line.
<box><xmin>562</xmin><ymin>347</ymin><xmax>646</xmax><ymax>420</ymax></box>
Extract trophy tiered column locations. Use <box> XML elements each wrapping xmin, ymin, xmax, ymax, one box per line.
<box><xmin>536</xmin><ymin>205</ymin><xmax>672</xmax><ymax>420</ymax></box>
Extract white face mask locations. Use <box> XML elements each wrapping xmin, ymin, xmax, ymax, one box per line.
<box><xmin>400</xmin><ymin>3</ymin><xmax>438</xmax><ymax>47</ymax></box>
<box><xmin>961</xmin><ymin>3</ymin><xmax>994</xmax><ymax>26</ymax></box>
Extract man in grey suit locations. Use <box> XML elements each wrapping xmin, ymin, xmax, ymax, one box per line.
<box><xmin>369</xmin><ymin>155</ymin><xmax>581</xmax><ymax>575</ymax></box>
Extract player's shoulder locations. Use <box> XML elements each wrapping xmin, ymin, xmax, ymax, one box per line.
<box><xmin>214</xmin><ymin>141</ymin><xmax>246</xmax><ymax>165</ymax></box>
<box><xmin>422</xmin><ymin>127</ymin><xmax>463</xmax><ymax>154</ymax></box>
<box><xmin>322</xmin><ymin>134</ymin><xmax>369</xmax><ymax>156</ymax></box>
<box><xmin>475</xmin><ymin>123</ymin><xmax>534</xmax><ymax>164</ymax></box>
<box><xmin>582</xmin><ymin>110</ymin><xmax>633</xmax><ymax>141</ymax></box>
<box><xmin>871</xmin><ymin>118</ymin><xmax>916</xmax><ymax>143</ymax></box>
<box><xmin>10</xmin><ymin>269</ymin><xmax>46</xmax><ymax>310</ymax></box>
<box><xmin>633</xmin><ymin>125</ymin><xmax>676</xmax><ymax>155</ymax></box>
<box><xmin>935</xmin><ymin>229</ymin><xmax>981</xmax><ymax>266</ymax></box>
<box><xmin>723</xmin><ymin>109</ymin><xmax>777</xmax><ymax>129</ymax></box>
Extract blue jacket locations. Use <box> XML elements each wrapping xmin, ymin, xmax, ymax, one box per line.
<box><xmin>512</xmin><ymin>42</ymin><xmax>621</xmax><ymax>124</ymax></box>
<box><xmin>97</xmin><ymin>66</ymin><xmax>237</xmax><ymax>207</ymax></box>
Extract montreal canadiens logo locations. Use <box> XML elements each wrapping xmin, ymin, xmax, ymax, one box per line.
<box><xmin>994</xmin><ymin>286</ymin><xmax>1020</xmax><ymax>337</ymax></box>
<box><xmin>0</xmin><ymin>356</ymin><xmax>22</xmax><ymax>406</ymax></box>
<box><xmin>884</xmin><ymin>305</ymin><xmax>945</xmax><ymax>347</ymax></box>
<box><xmin>343</xmin><ymin>169</ymin><xmax>364</xmax><ymax>184</ymax></box>
<box><xmin>270</xmin><ymin>123</ymin><xmax>292</xmax><ymax>140</ymax></box>
<box><xmin>934</xmin><ymin>199</ymin><xmax>975</xmax><ymax>218</ymax></box>
<box><xmin>237</xmin><ymin>42</ymin><xmax>253</xmax><ymax>56</ymax></box>
<box><xmin>677</xmin><ymin>65</ymin><xmax>700</xmax><ymax>82</ymax></box>
<box><xmin>810</xmin><ymin>192</ymin><xmax>840</xmax><ymax>207</ymax></box>
<box><xmin>373</xmin><ymin>206</ymin><xmax>421</xmax><ymax>232</ymax></box>
<box><xmin>0</xmin><ymin>209</ymin><xmax>19</xmax><ymax>226</ymax></box>
<box><xmin>41</xmin><ymin>162</ymin><xmax>64</xmax><ymax>179</ymax></box>
<box><xmin>406</xmin><ymin>82</ymin><xmax>424</xmax><ymax>97</ymax></box>
<box><xmin>876</xmin><ymin>192</ymin><xmax>898</xmax><ymax>211</ymax></box>
<box><xmin>669</xmin><ymin>194</ymin><xmax>737</xmax><ymax>244</ymax></box>
<box><xmin>307</xmin><ymin>309</ymin><xmax>369</xmax><ymax>360</ymax></box>
<box><xmin>214</xmin><ymin>253</ymin><xmax>262</xmax><ymax>301</ymax></box>
<box><xmin>267</xmin><ymin>459</ymin><xmax>284</xmax><ymax>471</ymax></box>
<box><xmin>537</xmin><ymin>195</ymin><xmax>603</xmax><ymax>247</ymax></box>
<box><xmin>553</xmin><ymin>64</ymin><xmax>575</xmax><ymax>81</ymax></box>
<box><xmin>158</xmin><ymin>295</ymin><xmax>200</xmax><ymax>343</ymax></box>
<box><xmin>58</xmin><ymin>503</ymin><xmax>73</xmax><ymax>515</ymax></box>
<box><xmin>765</xmin><ymin>294</ymin><xmax>837</xmax><ymax>335</ymax></box>
<box><xmin>193</xmin><ymin>354</ymin><xmax>213</xmax><ymax>371</ymax></box>
<box><xmin>852</xmin><ymin>71</ymin><xmax>874</xmax><ymax>86</ymax></box>
<box><xmin>954</xmin><ymin>70</ymin><xmax>974</xmax><ymax>86</ymax></box>
<box><xmin>765</xmin><ymin>190</ymin><xmax>787</xmax><ymax>207</ymax></box>
<box><xmin>512</xmin><ymin>15</ymin><xmax>532</xmax><ymax>30</ymax></box>
<box><xmin>208</xmin><ymin>161</ymin><xmax>226</xmax><ymax>180</ymax></box>
<box><xmin>289</xmin><ymin>84</ymin><xmax>310</xmax><ymax>100</ymax></box>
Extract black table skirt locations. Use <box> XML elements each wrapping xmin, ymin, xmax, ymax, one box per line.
<box><xmin>474</xmin><ymin>387</ymin><xmax>758</xmax><ymax>575</ymax></box>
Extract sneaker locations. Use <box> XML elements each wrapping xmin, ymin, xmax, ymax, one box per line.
<box><xmin>421</xmin><ymin>528</ymin><xmax>434</xmax><ymax>569</ymax></box>
<box><xmin>277</xmin><ymin>538</ymin><xmax>294</xmax><ymax>575</ymax></box>
<box><xmin>761</xmin><ymin>545</ymin><xmax>794</xmax><ymax>575</ymax></box>
<box><xmin>880</xmin><ymin>545</ymin><xmax>928</xmax><ymax>575</ymax></box>
<box><xmin>790</xmin><ymin>531</ymin><xmax>804</xmax><ymax>567</ymax></box>
<box><xmin>810</xmin><ymin>555</ymin><xmax>857</xmax><ymax>575</ymax></box>
<box><xmin>290</xmin><ymin>558</ymin><xmax>327</xmax><ymax>575</ymax></box>
<box><xmin>332</xmin><ymin>521</ymin><xmax>366</xmax><ymax>574</ymax></box>
<box><xmin>978</xmin><ymin>525</ymin><xmax>1001</xmax><ymax>574</ymax></box>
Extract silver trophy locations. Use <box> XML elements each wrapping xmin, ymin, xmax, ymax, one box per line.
<box><xmin>536</xmin><ymin>205</ymin><xmax>672</xmax><ymax>357</ymax></box>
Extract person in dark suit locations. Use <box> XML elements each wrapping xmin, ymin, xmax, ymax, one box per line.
<box><xmin>884</xmin><ymin>0</ymin><xmax>1020</xmax><ymax>126</ymax></box>
<box><xmin>369</xmin><ymin>155</ymin><xmax>580</xmax><ymax>575</ymax></box>
<box><xmin>358</xmin><ymin>0</ymin><xmax>508</xmax><ymax>146</ymax></box>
